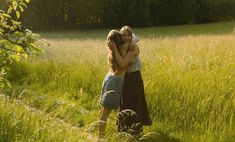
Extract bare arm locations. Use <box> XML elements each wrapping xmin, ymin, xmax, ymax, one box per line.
<box><xmin>113</xmin><ymin>45</ymin><xmax>138</xmax><ymax>68</ymax></box>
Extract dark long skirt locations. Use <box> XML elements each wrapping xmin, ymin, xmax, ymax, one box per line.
<box><xmin>118</xmin><ymin>71</ymin><xmax>152</xmax><ymax>134</ymax></box>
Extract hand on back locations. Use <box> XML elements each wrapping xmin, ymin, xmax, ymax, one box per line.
<box><xmin>107</xmin><ymin>39</ymin><xmax>117</xmax><ymax>51</ymax></box>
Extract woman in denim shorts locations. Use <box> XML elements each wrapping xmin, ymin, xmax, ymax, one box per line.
<box><xmin>100</xmin><ymin>71</ymin><xmax>123</xmax><ymax>109</ymax></box>
<box><xmin>98</xmin><ymin>30</ymin><xmax>138</xmax><ymax>139</ymax></box>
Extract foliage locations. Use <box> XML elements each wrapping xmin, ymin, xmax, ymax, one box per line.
<box><xmin>150</xmin><ymin>0</ymin><xmax>197</xmax><ymax>25</ymax></box>
<box><xmin>20</xmin><ymin>0</ymin><xmax>105</xmax><ymax>30</ymax></box>
<box><xmin>11</xmin><ymin>0</ymin><xmax>235</xmax><ymax>30</ymax></box>
<box><xmin>0</xmin><ymin>0</ymin><xmax>43</xmax><ymax>88</ymax></box>
<box><xmin>102</xmin><ymin>0</ymin><xmax>152</xmax><ymax>27</ymax></box>
<box><xmin>195</xmin><ymin>0</ymin><xmax>235</xmax><ymax>23</ymax></box>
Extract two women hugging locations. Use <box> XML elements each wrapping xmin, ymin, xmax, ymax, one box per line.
<box><xmin>98</xmin><ymin>26</ymin><xmax>152</xmax><ymax>140</ymax></box>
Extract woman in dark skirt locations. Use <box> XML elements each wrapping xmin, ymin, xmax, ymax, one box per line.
<box><xmin>116</xmin><ymin>26</ymin><xmax>152</xmax><ymax>135</ymax></box>
<box><xmin>119</xmin><ymin>71</ymin><xmax>152</xmax><ymax>133</ymax></box>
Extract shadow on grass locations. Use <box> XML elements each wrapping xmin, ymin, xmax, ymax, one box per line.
<box><xmin>39</xmin><ymin>21</ymin><xmax>235</xmax><ymax>40</ymax></box>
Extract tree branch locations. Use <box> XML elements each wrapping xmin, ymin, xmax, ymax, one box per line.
<box><xmin>0</xmin><ymin>34</ymin><xmax>26</xmax><ymax>48</ymax></box>
<box><xmin>0</xmin><ymin>45</ymin><xmax>25</xmax><ymax>54</ymax></box>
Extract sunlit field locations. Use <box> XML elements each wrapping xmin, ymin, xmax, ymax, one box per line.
<box><xmin>2</xmin><ymin>21</ymin><xmax>235</xmax><ymax>142</ymax></box>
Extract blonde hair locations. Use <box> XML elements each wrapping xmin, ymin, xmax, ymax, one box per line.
<box><xmin>120</xmin><ymin>26</ymin><xmax>133</xmax><ymax>38</ymax></box>
<box><xmin>120</xmin><ymin>26</ymin><xmax>139</xmax><ymax>53</ymax></box>
<box><xmin>106</xmin><ymin>30</ymin><xmax>124</xmax><ymax>72</ymax></box>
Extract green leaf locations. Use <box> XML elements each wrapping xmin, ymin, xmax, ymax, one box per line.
<box><xmin>15</xmin><ymin>46</ymin><xmax>24</xmax><ymax>52</ymax></box>
<box><xmin>20</xmin><ymin>2</ymin><xmax>27</xmax><ymax>8</ymax></box>
<box><xmin>0</xmin><ymin>39</ymin><xmax>8</xmax><ymax>45</ymax></box>
<box><xmin>19</xmin><ymin>5</ymin><xmax>24</xmax><ymax>12</ymax></box>
<box><xmin>25</xmin><ymin>0</ymin><xmax>30</xmax><ymax>3</ymax></box>
<box><xmin>7</xmin><ymin>8</ymin><xmax>12</xmax><ymax>14</ymax></box>
<box><xmin>0</xmin><ymin>29</ymin><xmax>3</xmax><ymax>34</ymax></box>
<box><xmin>6</xmin><ymin>79</ymin><xmax>11</xmax><ymax>88</ymax></box>
<box><xmin>13</xmin><ymin>31</ymin><xmax>23</xmax><ymax>36</ymax></box>
<box><xmin>1</xmin><ymin>68</ymin><xmax>6</xmax><ymax>74</ymax></box>
<box><xmin>30</xmin><ymin>43</ymin><xmax>37</xmax><ymax>48</ymax></box>
<box><xmin>11</xmin><ymin>20</ymin><xmax>21</xmax><ymax>26</ymax></box>
<box><xmin>12</xmin><ymin>1</ymin><xmax>18</xmax><ymax>10</ymax></box>
<box><xmin>11</xmin><ymin>54</ymin><xmax>21</xmax><ymax>62</ymax></box>
<box><xmin>22</xmin><ymin>53</ymin><xmax>28</xmax><ymax>59</ymax></box>
<box><xmin>16</xmin><ymin>11</ymin><xmax>20</xmax><ymax>19</ymax></box>
<box><xmin>2</xmin><ymin>13</ymin><xmax>11</xmax><ymax>18</ymax></box>
<box><xmin>25</xmin><ymin>29</ymin><xmax>32</xmax><ymax>33</ymax></box>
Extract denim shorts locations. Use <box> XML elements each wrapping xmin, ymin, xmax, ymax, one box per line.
<box><xmin>100</xmin><ymin>72</ymin><xmax>124</xmax><ymax>109</ymax></box>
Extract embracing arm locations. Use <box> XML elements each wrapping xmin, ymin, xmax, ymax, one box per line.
<box><xmin>113</xmin><ymin>46</ymin><xmax>137</xmax><ymax>68</ymax></box>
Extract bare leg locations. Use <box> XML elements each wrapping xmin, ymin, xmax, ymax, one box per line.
<box><xmin>98</xmin><ymin>107</ymin><xmax>111</xmax><ymax>139</ymax></box>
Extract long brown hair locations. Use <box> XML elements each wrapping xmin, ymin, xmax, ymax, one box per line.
<box><xmin>106</xmin><ymin>30</ymin><xmax>124</xmax><ymax>72</ymax></box>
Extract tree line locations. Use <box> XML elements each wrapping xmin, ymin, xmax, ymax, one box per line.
<box><xmin>1</xmin><ymin>0</ymin><xmax>235</xmax><ymax>30</ymax></box>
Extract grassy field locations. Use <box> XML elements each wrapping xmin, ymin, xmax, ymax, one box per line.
<box><xmin>2</xmin><ymin>21</ymin><xmax>235</xmax><ymax>142</ymax></box>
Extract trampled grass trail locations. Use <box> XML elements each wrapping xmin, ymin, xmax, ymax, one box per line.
<box><xmin>2</xmin><ymin>21</ymin><xmax>235</xmax><ymax>142</ymax></box>
<box><xmin>0</xmin><ymin>94</ymin><xmax>96</xmax><ymax>142</ymax></box>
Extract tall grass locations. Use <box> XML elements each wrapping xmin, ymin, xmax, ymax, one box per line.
<box><xmin>141</xmin><ymin>35</ymin><xmax>235</xmax><ymax>142</ymax></box>
<box><xmin>4</xmin><ymin>21</ymin><xmax>235</xmax><ymax>141</ymax></box>
<box><xmin>0</xmin><ymin>95</ymin><xmax>92</xmax><ymax>142</ymax></box>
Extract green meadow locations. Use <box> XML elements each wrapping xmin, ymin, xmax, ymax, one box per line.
<box><xmin>2</xmin><ymin>21</ymin><xmax>235</xmax><ymax>142</ymax></box>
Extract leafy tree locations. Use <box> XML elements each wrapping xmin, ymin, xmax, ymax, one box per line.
<box><xmin>103</xmin><ymin>0</ymin><xmax>121</xmax><ymax>27</ymax></box>
<box><xmin>195</xmin><ymin>0</ymin><xmax>235</xmax><ymax>23</ymax></box>
<box><xmin>7</xmin><ymin>0</ymin><xmax>235</xmax><ymax>29</ymax></box>
<box><xmin>0</xmin><ymin>0</ymin><xmax>44</xmax><ymax>88</ymax></box>
<box><xmin>103</xmin><ymin>0</ymin><xmax>152</xmax><ymax>27</ymax></box>
<box><xmin>132</xmin><ymin>0</ymin><xmax>152</xmax><ymax>26</ymax></box>
<box><xmin>69</xmin><ymin>0</ymin><xmax>104</xmax><ymax>28</ymax></box>
<box><xmin>118</xmin><ymin>0</ymin><xmax>137</xmax><ymax>26</ymax></box>
<box><xmin>151</xmin><ymin>0</ymin><xmax>197</xmax><ymax>25</ymax></box>
<box><xmin>195</xmin><ymin>0</ymin><xmax>217</xmax><ymax>23</ymax></box>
